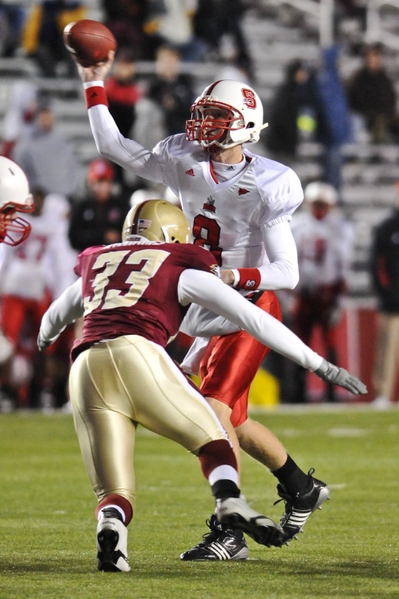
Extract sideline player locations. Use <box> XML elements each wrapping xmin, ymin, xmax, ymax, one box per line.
<box><xmin>0</xmin><ymin>156</ymin><xmax>33</xmax><ymax>246</ymax></box>
<box><xmin>38</xmin><ymin>201</ymin><xmax>366</xmax><ymax>569</ymax></box>
<box><xmin>289</xmin><ymin>181</ymin><xmax>353</xmax><ymax>403</ymax></box>
<box><xmin>0</xmin><ymin>156</ymin><xmax>33</xmax><ymax>376</ymax></box>
<box><xmin>74</xmin><ymin>56</ymin><xmax>360</xmax><ymax>558</ymax></box>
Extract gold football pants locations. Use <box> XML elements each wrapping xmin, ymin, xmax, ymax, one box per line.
<box><xmin>69</xmin><ymin>335</ymin><xmax>227</xmax><ymax>509</ymax></box>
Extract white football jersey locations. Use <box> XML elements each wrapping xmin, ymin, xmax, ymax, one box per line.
<box><xmin>0</xmin><ymin>205</ymin><xmax>76</xmax><ymax>301</ymax></box>
<box><xmin>153</xmin><ymin>135</ymin><xmax>303</xmax><ymax>272</ymax></box>
<box><xmin>87</xmin><ymin>101</ymin><xmax>303</xmax><ymax>291</ymax></box>
<box><xmin>290</xmin><ymin>209</ymin><xmax>354</xmax><ymax>290</ymax></box>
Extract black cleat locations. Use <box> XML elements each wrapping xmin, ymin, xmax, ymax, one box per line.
<box><xmin>180</xmin><ymin>514</ymin><xmax>249</xmax><ymax>561</ymax></box>
<box><xmin>276</xmin><ymin>469</ymin><xmax>330</xmax><ymax>543</ymax></box>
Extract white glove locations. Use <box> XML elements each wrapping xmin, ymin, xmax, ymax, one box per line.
<box><xmin>315</xmin><ymin>359</ymin><xmax>367</xmax><ymax>395</ymax></box>
<box><xmin>37</xmin><ymin>332</ymin><xmax>59</xmax><ymax>352</ymax></box>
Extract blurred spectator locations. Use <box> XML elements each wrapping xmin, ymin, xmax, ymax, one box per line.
<box><xmin>215</xmin><ymin>54</ymin><xmax>253</xmax><ymax>86</ymax></box>
<box><xmin>105</xmin><ymin>49</ymin><xmax>143</xmax><ymax>139</ymax></box>
<box><xmin>0</xmin><ymin>80</ymin><xmax>39</xmax><ymax>158</ymax></box>
<box><xmin>21</xmin><ymin>0</ymin><xmax>87</xmax><ymax>78</ymax></box>
<box><xmin>147</xmin><ymin>45</ymin><xmax>195</xmax><ymax>136</ymax></box>
<box><xmin>68</xmin><ymin>158</ymin><xmax>129</xmax><ymax>252</ymax></box>
<box><xmin>132</xmin><ymin>96</ymin><xmax>166</xmax><ymax>151</ymax></box>
<box><xmin>265</xmin><ymin>59</ymin><xmax>313</xmax><ymax>167</ymax></box>
<box><xmin>42</xmin><ymin>191</ymin><xmax>78</xmax><ymax>286</ymax></box>
<box><xmin>265</xmin><ymin>46</ymin><xmax>351</xmax><ymax>193</ymax></box>
<box><xmin>337</xmin><ymin>0</ymin><xmax>366</xmax><ymax>23</ymax></box>
<box><xmin>11</xmin><ymin>99</ymin><xmax>83</xmax><ymax>200</ymax></box>
<box><xmin>346</xmin><ymin>43</ymin><xmax>398</xmax><ymax>144</ymax></box>
<box><xmin>0</xmin><ymin>188</ymin><xmax>76</xmax><ymax>409</ymax></box>
<box><xmin>104</xmin><ymin>48</ymin><xmax>143</xmax><ymax>192</ymax></box>
<box><xmin>288</xmin><ymin>181</ymin><xmax>353</xmax><ymax>403</ymax></box>
<box><xmin>369</xmin><ymin>184</ymin><xmax>399</xmax><ymax>409</ymax></box>
<box><xmin>0</xmin><ymin>1</ymin><xmax>27</xmax><ymax>57</ymax></box>
<box><xmin>129</xmin><ymin>185</ymin><xmax>181</xmax><ymax>210</ymax></box>
<box><xmin>193</xmin><ymin>0</ymin><xmax>253</xmax><ymax>78</ymax></box>
<box><xmin>143</xmin><ymin>0</ymin><xmax>205</xmax><ymax>62</ymax></box>
<box><xmin>101</xmin><ymin>0</ymin><xmax>151</xmax><ymax>60</ymax></box>
<box><xmin>334</xmin><ymin>0</ymin><xmax>367</xmax><ymax>42</ymax></box>
<box><xmin>314</xmin><ymin>45</ymin><xmax>351</xmax><ymax>194</ymax></box>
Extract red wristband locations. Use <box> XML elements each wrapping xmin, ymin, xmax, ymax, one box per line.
<box><xmin>236</xmin><ymin>268</ymin><xmax>261</xmax><ymax>291</ymax></box>
<box><xmin>84</xmin><ymin>86</ymin><xmax>108</xmax><ymax>109</ymax></box>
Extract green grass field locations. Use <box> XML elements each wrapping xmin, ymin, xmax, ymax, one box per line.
<box><xmin>0</xmin><ymin>407</ymin><xmax>398</xmax><ymax>599</ymax></box>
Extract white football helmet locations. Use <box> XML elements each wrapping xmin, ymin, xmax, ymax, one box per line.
<box><xmin>304</xmin><ymin>182</ymin><xmax>338</xmax><ymax>206</ymax></box>
<box><xmin>123</xmin><ymin>199</ymin><xmax>190</xmax><ymax>244</ymax></box>
<box><xmin>186</xmin><ymin>79</ymin><xmax>268</xmax><ymax>149</ymax></box>
<box><xmin>0</xmin><ymin>156</ymin><xmax>33</xmax><ymax>246</ymax></box>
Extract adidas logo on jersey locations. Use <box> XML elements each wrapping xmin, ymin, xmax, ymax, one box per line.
<box><xmin>226</xmin><ymin>166</ymin><xmax>235</xmax><ymax>171</ymax></box>
<box><xmin>185</xmin><ymin>169</ymin><xmax>195</xmax><ymax>176</ymax></box>
<box><xmin>238</xmin><ymin>188</ymin><xmax>249</xmax><ymax>195</ymax></box>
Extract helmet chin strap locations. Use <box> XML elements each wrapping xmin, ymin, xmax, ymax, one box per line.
<box><xmin>207</xmin><ymin>144</ymin><xmax>221</xmax><ymax>154</ymax></box>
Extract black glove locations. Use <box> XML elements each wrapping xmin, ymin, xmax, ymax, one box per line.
<box><xmin>315</xmin><ymin>359</ymin><xmax>367</xmax><ymax>395</ymax></box>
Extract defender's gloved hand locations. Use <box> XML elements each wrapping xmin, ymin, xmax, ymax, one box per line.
<box><xmin>37</xmin><ymin>332</ymin><xmax>53</xmax><ymax>352</ymax></box>
<box><xmin>315</xmin><ymin>359</ymin><xmax>367</xmax><ymax>395</ymax></box>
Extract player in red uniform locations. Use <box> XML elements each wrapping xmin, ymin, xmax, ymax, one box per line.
<box><xmin>39</xmin><ymin>200</ymin><xmax>366</xmax><ymax>569</ymax></box>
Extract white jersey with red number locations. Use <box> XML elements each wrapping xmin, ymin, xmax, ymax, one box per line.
<box><xmin>0</xmin><ymin>209</ymin><xmax>76</xmax><ymax>301</ymax></box>
<box><xmin>85</xmin><ymin>89</ymin><xmax>303</xmax><ymax>291</ymax></box>
<box><xmin>290</xmin><ymin>210</ymin><xmax>353</xmax><ymax>291</ymax></box>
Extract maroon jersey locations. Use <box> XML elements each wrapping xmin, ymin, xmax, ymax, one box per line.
<box><xmin>71</xmin><ymin>240</ymin><xmax>218</xmax><ymax>360</ymax></box>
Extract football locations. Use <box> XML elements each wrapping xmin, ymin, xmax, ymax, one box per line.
<box><xmin>63</xmin><ymin>19</ymin><xmax>117</xmax><ymax>67</ymax></box>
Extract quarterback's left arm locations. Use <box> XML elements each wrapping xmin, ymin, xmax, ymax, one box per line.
<box><xmin>224</xmin><ymin>220</ymin><xmax>299</xmax><ymax>291</ymax></box>
<box><xmin>37</xmin><ymin>279</ymin><xmax>83</xmax><ymax>351</ymax></box>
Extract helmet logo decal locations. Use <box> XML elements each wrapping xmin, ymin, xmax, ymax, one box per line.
<box><xmin>138</xmin><ymin>218</ymin><xmax>151</xmax><ymax>229</ymax></box>
<box><xmin>242</xmin><ymin>88</ymin><xmax>256</xmax><ymax>109</ymax></box>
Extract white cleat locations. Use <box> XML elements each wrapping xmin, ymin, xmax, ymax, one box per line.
<box><xmin>371</xmin><ymin>396</ymin><xmax>392</xmax><ymax>410</ymax></box>
<box><xmin>96</xmin><ymin>509</ymin><xmax>130</xmax><ymax>572</ymax></box>
<box><xmin>216</xmin><ymin>496</ymin><xmax>285</xmax><ymax>548</ymax></box>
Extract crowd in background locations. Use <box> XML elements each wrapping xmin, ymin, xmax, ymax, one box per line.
<box><xmin>0</xmin><ymin>0</ymin><xmax>398</xmax><ymax>411</ymax></box>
